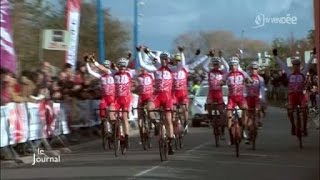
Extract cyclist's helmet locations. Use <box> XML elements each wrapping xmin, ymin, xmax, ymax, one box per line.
<box><xmin>291</xmin><ymin>56</ymin><xmax>301</xmax><ymax>65</ymax></box>
<box><xmin>160</xmin><ymin>52</ymin><xmax>170</xmax><ymax>60</ymax></box>
<box><xmin>173</xmin><ymin>53</ymin><xmax>182</xmax><ymax>61</ymax></box>
<box><xmin>117</xmin><ymin>57</ymin><xmax>129</xmax><ymax>67</ymax></box>
<box><xmin>250</xmin><ymin>61</ymin><xmax>259</xmax><ymax>69</ymax></box>
<box><xmin>211</xmin><ymin>57</ymin><xmax>221</xmax><ymax>64</ymax></box>
<box><xmin>229</xmin><ymin>56</ymin><xmax>239</xmax><ymax>65</ymax></box>
<box><xmin>103</xmin><ymin>60</ymin><xmax>111</xmax><ymax>68</ymax></box>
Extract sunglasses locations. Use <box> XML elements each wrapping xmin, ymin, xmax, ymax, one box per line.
<box><xmin>251</xmin><ymin>68</ymin><xmax>258</xmax><ymax>70</ymax></box>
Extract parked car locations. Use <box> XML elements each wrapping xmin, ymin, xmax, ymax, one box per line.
<box><xmin>190</xmin><ymin>82</ymin><xmax>242</xmax><ymax>127</ymax></box>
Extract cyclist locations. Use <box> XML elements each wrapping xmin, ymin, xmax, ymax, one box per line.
<box><xmin>113</xmin><ymin>57</ymin><xmax>136</xmax><ymax>147</ymax></box>
<box><xmin>136</xmin><ymin>46</ymin><xmax>155</xmax><ymax>141</ymax></box>
<box><xmin>225</xmin><ymin>56</ymin><xmax>252</xmax><ymax>145</ymax></box>
<box><xmin>138</xmin><ymin>51</ymin><xmax>175</xmax><ymax>155</ymax></box>
<box><xmin>245</xmin><ymin>61</ymin><xmax>265</xmax><ymax>135</ymax></box>
<box><xmin>86</xmin><ymin>56</ymin><xmax>116</xmax><ymax>133</ymax></box>
<box><xmin>202</xmin><ymin>50</ymin><xmax>229</xmax><ymax>139</ymax></box>
<box><xmin>170</xmin><ymin>47</ymin><xmax>208</xmax><ymax>134</ymax></box>
<box><xmin>273</xmin><ymin>49</ymin><xmax>314</xmax><ymax>136</ymax></box>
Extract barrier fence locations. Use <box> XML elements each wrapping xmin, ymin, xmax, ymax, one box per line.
<box><xmin>0</xmin><ymin>94</ymin><xmax>139</xmax><ymax>149</ymax></box>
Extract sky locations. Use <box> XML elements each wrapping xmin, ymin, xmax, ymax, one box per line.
<box><xmin>103</xmin><ymin>0</ymin><xmax>315</xmax><ymax>52</ymax></box>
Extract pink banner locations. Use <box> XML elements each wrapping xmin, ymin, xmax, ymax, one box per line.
<box><xmin>0</xmin><ymin>0</ymin><xmax>17</xmax><ymax>73</ymax></box>
<box><xmin>65</xmin><ymin>0</ymin><xmax>81</xmax><ymax>68</ymax></box>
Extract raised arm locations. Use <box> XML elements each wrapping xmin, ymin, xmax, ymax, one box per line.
<box><xmin>86</xmin><ymin>63</ymin><xmax>102</xmax><ymax>78</ymax></box>
<box><xmin>138</xmin><ymin>51</ymin><xmax>157</xmax><ymax>72</ymax></box>
<box><xmin>186</xmin><ymin>55</ymin><xmax>209</xmax><ymax>71</ymax></box>
<box><xmin>202</xmin><ymin>57</ymin><xmax>211</xmax><ymax>73</ymax></box>
<box><xmin>301</xmin><ymin>54</ymin><xmax>315</xmax><ymax>75</ymax></box>
<box><xmin>272</xmin><ymin>49</ymin><xmax>290</xmax><ymax>76</ymax></box>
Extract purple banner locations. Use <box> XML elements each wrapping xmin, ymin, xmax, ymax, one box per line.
<box><xmin>0</xmin><ymin>0</ymin><xmax>17</xmax><ymax>73</ymax></box>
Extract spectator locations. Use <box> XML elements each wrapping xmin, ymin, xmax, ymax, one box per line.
<box><xmin>20</xmin><ymin>70</ymin><xmax>37</xmax><ymax>102</ymax></box>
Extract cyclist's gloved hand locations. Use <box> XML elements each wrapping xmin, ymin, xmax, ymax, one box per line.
<box><xmin>208</xmin><ymin>49</ymin><xmax>215</xmax><ymax>57</ymax></box>
<box><xmin>136</xmin><ymin>45</ymin><xmax>142</xmax><ymax>52</ymax></box>
<box><xmin>178</xmin><ymin>46</ymin><xmax>184</xmax><ymax>52</ymax></box>
<box><xmin>83</xmin><ymin>53</ymin><xmax>89</xmax><ymax>62</ymax></box>
<box><xmin>89</xmin><ymin>54</ymin><xmax>96</xmax><ymax>63</ymax></box>
<box><xmin>272</xmin><ymin>49</ymin><xmax>278</xmax><ymax>56</ymax></box>
<box><xmin>195</xmin><ymin>49</ymin><xmax>201</xmax><ymax>55</ymax></box>
<box><xmin>127</xmin><ymin>51</ymin><xmax>132</xmax><ymax>59</ymax></box>
<box><xmin>144</xmin><ymin>47</ymin><xmax>150</xmax><ymax>54</ymax></box>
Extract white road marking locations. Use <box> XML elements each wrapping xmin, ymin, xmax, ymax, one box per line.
<box><xmin>130</xmin><ymin>141</ymin><xmax>210</xmax><ymax>179</ymax></box>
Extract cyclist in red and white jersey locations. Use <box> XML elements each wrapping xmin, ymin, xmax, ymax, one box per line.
<box><xmin>225</xmin><ymin>56</ymin><xmax>252</xmax><ymax>145</ymax></box>
<box><xmin>170</xmin><ymin>47</ymin><xmax>209</xmax><ymax>133</ymax></box>
<box><xmin>86</xmin><ymin>57</ymin><xmax>116</xmax><ymax>132</ymax></box>
<box><xmin>245</xmin><ymin>61</ymin><xmax>265</xmax><ymax>130</ymax></box>
<box><xmin>113</xmin><ymin>57</ymin><xmax>137</xmax><ymax>147</ymax></box>
<box><xmin>136</xmin><ymin>46</ymin><xmax>155</xmax><ymax>141</ymax></box>
<box><xmin>273</xmin><ymin>49</ymin><xmax>314</xmax><ymax>136</ymax></box>
<box><xmin>202</xmin><ymin>50</ymin><xmax>229</xmax><ymax>117</ymax></box>
<box><xmin>138</xmin><ymin>51</ymin><xmax>175</xmax><ymax>154</ymax></box>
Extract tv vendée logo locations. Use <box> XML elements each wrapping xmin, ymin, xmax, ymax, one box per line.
<box><xmin>253</xmin><ymin>14</ymin><xmax>298</xmax><ymax>28</ymax></box>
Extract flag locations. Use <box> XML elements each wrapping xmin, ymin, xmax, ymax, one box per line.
<box><xmin>0</xmin><ymin>0</ymin><xmax>17</xmax><ymax>73</ymax></box>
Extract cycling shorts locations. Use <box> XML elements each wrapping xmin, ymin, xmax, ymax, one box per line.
<box><xmin>172</xmin><ymin>90</ymin><xmax>188</xmax><ymax>105</ymax></box>
<box><xmin>207</xmin><ymin>90</ymin><xmax>224</xmax><ymax>104</ymax></box>
<box><xmin>152</xmin><ymin>92</ymin><xmax>173</xmax><ymax>110</ymax></box>
<box><xmin>138</xmin><ymin>94</ymin><xmax>153</xmax><ymax>106</ymax></box>
<box><xmin>246</xmin><ymin>96</ymin><xmax>260</xmax><ymax>109</ymax></box>
<box><xmin>99</xmin><ymin>95</ymin><xmax>115</xmax><ymax>118</ymax></box>
<box><xmin>288</xmin><ymin>92</ymin><xmax>308</xmax><ymax>108</ymax></box>
<box><xmin>115</xmin><ymin>96</ymin><xmax>131</xmax><ymax>111</ymax></box>
<box><xmin>227</xmin><ymin>95</ymin><xmax>247</xmax><ymax>110</ymax></box>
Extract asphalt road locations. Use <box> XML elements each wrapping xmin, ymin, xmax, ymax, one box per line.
<box><xmin>1</xmin><ymin>107</ymin><xmax>319</xmax><ymax>180</ymax></box>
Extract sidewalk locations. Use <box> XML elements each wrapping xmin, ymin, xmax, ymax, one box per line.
<box><xmin>0</xmin><ymin>123</ymin><xmax>139</xmax><ymax>168</ymax></box>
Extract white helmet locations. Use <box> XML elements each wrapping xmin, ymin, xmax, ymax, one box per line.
<box><xmin>211</xmin><ymin>57</ymin><xmax>221</xmax><ymax>64</ymax></box>
<box><xmin>160</xmin><ymin>52</ymin><xmax>170</xmax><ymax>60</ymax></box>
<box><xmin>117</xmin><ymin>57</ymin><xmax>129</xmax><ymax>67</ymax></box>
<box><xmin>103</xmin><ymin>60</ymin><xmax>111</xmax><ymax>68</ymax></box>
<box><xmin>229</xmin><ymin>56</ymin><xmax>239</xmax><ymax>65</ymax></box>
<box><xmin>250</xmin><ymin>61</ymin><xmax>259</xmax><ymax>69</ymax></box>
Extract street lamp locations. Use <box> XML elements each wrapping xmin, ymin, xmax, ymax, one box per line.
<box><xmin>134</xmin><ymin>0</ymin><xmax>145</xmax><ymax>69</ymax></box>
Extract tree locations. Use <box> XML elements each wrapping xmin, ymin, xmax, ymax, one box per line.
<box><xmin>10</xmin><ymin>0</ymin><xmax>131</xmax><ymax>73</ymax></box>
<box><xmin>173</xmin><ymin>30</ymin><xmax>270</xmax><ymax>62</ymax></box>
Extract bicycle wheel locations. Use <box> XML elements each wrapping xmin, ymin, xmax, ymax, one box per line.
<box><xmin>102</xmin><ymin>121</ymin><xmax>107</xmax><ymax>150</ymax></box>
<box><xmin>296</xmin><ymin>109</ymin><xmax>303</xmax><ymax>149</ymax></box>
<box><xmin>233</xmin><ymin>122</ymin><xmax>241</xmax><ymax>157</ymax></box>
<box><xmin>213</xmin><ymin>116</ymin><xmax>220</xmax><ymax>147</ymax></box>
<box><xmin>251</xmin><ymin>115</ymin><xmax>257</xmax><ymax>150</ymax></box>
<box><xmin>159</xmin><ymin>124</ymin><xmax>168</xmax><ymax>161</ymax></box>
<box><xmin>179</xmin><ymin>133</ymin><xmax>184</xmax><ymax>149</ymax></box>
<box><xmin>113</xmin><ymin>122</ymin><xmax>121</xmax><ymax>157</ymax></box>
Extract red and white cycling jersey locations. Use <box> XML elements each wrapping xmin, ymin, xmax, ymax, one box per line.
<box><xmin>100</xmin><ymin>73</ymin><xmax>115</xmax><ymax>96</ymax></box>
<box><xmin>114</xmin><ymin>71</ymin><xmax>132</xmax><ymax>96</ymax></box>
<box><xmin>208</xmin><ymin>69</ymin><xmax>224</xmax><ymax>91</ymax></box>
<box><xmin>246</xmin><ymin>74</ymin><xmax>262</xmax><ymax>97</ymax></box>
<box><xmin>154</xmin><ymin>66</ymin><xmax>173</xmax><ymax>93</ymax></box>
<box><xmin>137</xmin><ymin>73</ymin><xmax>154</xmax><ymax>95</ymax></box>
<box><xmin>172</xmin><ymin>68</ymin><xmax>188</xmax><ymax>91</ymax></box>
<box><xmin>226</xmin><ymin>71</ymin><xmax>246</xmax><ymax>96</ymax></box>
<box><xmin>287</xmin><ymin>72</ymin><xmax>305</xmax><ymax>94</ymax></box>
